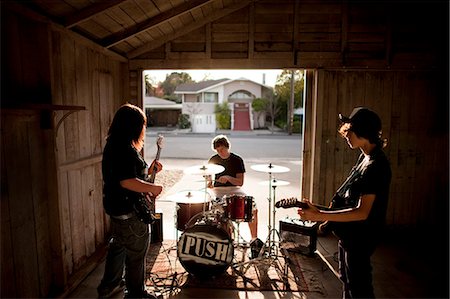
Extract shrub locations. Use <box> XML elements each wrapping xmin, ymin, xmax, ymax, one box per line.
<box><xmin>177</xmin><ymin>114</ymin><xmax>191</xmax><ymax>129</ymax></box>
<box><xmin>215</xmin><ymin>102</ymin><xmax>231</xmax><ymax>129</ymax></box>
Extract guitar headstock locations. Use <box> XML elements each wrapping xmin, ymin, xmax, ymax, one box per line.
<box><xmin>275</xmin><ymin>197</ymin><xmax>308</xmax><ymax>209</ymax></box>
<box><xmin>156</xmin><ymin>134</ymin><xmax>164</xmax><ymax>149</ymax></box>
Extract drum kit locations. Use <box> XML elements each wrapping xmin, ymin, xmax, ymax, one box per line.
<box><xmin>163</xmin><ymin>162</ymin><xmax>291</xmax><ymax>279</ymax></box>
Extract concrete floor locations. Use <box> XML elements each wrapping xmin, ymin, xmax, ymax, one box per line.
<box><xmin>66</xmin><ymin>157</ymin><xmax>448</xmax><ymax>299</ymax></box>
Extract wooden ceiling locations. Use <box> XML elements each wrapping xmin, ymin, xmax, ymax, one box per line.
<box><xmin>7</xmin><ymin>0</ymin><xmax>448</xmax><ymax>70</ymax></box>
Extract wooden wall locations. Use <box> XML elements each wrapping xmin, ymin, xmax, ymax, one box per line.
<box><xmin>1</xmin><ymin>7</ymin><xmax>128</xmax><ymax>297</ymax></box>
<box><xmin>302</xmin><ymin>69</ymin><xmax>449</xmax><ymax>228</ymax></box>
<box><xmin>51</xmin><ymin>26</ymin><xmax>128</xmax><ymax>287</ymax></box>
<box><xmin>1</xmin><ymin>111</ymin><xmax>57</xmax><ymax>297</ymax></box>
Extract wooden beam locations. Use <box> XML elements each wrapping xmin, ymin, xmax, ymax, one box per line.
<box><xmin>128</xmin><ymin>0</ymin><xmax>253</xmax><ymax>59</ymax></box>
<box><xmin>293</xmin><ymin>0</ymin><xmax>299</xmax><ymax>65</ymax></box>
<box><xmin>129</xmin><ymin>56</ymin><xmax>296</xmax><ymax>69</ymax></box>
<box><xmin>341</xmin><ymin>0</ymin><xmax>348</xmax><ymax>65</ymax></box>
<box><xmin>101</xmin><ymin>0</ymin><xmax>213</xmax><ymax>49</ymax></box>
<box><xmin>65</xmin><ymin>0</ymin><xmax>128</xmax><ymax>29</ymax></box>
<box><xmin>248</xmin><ymin>2</ymin><xmax>255</xmax><ymax>59</ymax></box>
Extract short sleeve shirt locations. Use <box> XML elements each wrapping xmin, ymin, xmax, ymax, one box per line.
<box><xmin>331</xmin><ymin>147</ymin><xmax>392</xmax><ymax>248</ymax></box>
<box><xmin>102</xmin><ymin>139</ymin><xmax>148</xmax><ymax>216</ymax></box>
<box><xmin>208</xmin><ymin>153</ymin><xmax>245</xmax><ymax>187</ymax></box>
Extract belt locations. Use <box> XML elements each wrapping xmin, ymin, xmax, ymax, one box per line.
<box><xmin>111</xmin><ymin>212</ymin><xmax>135</xmax><ymax>220</ymax></box>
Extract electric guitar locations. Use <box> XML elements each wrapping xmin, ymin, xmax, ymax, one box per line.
<box><xmin>275</xmin><ymin>197</ymin><xmax>309</xmax><ymax>209</ymax></box>
<box><xmin>275</xmin><ymin>197</ymin><xmax>334</xmax><ymax>210</ymax></box>
<box><xmin>134</xmin><ymin>135</ymin><xmax>164</xmax><ymax>224</ymax></box>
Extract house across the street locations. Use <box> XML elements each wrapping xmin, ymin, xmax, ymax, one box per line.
<box><xmin>175</xmin><ymin>78</ymin><xmax>273</xmax><ymax>133</ymax></box>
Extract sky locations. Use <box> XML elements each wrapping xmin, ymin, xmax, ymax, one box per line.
<box><xmin>143</xmin><ymin>69</ymin><xmax>284</xmax><ymax>87</ymax></box>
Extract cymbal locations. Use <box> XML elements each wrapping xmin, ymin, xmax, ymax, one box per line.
<box><xmin>259</xmin><ymin>179</ymin><xmax>290</xmax><ymax>186</ymax></box>
<box><xmin>184</xmin><ymin>164</ymin><xmax>225</xmax><ymax>175</ymax></box>
<box><xmin>251</xmin><ymin>163</ymin><xmax>290</xmax><ymax>173</ymax></box>
<box><xmin>166</xmin><ymin>191</ymin><xmax>210</xmax><ymax>204</ymax></box>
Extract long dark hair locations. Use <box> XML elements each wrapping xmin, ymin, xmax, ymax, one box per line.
<box><xmin>107</xmin><ymin>103</ymin><xmax>147</xmax><ymax>144</ymax></box>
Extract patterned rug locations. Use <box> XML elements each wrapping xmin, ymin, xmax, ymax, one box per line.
<box><xmin>145</xmin><ymin>240</ymin><xmax>326</xmax><ymax>294</ymax></box>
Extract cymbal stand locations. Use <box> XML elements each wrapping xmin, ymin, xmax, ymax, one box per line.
<box><xmin>232</xmin><ymin>173</ymin><xmax>287</xmax><ymax>283</ymax></box>
<box><xmin>202</xmin><ymin>174</ymin><xmax>210</xmax><ymax>215</ymax></box>
<box><xmin>233</xmin><ymin>221</ymin><xmax>250</xmax><ymax>248</ymax></box>
<box><xmin>266</xmin><ymin>182</ymin><xmax>283</xmax><ymax>256</ymax></box>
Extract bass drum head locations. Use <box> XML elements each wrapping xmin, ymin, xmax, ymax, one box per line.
<box><xmin>177</xmin><ymin>224</ymin><xmax>234</xmax><ymax>278</ymax></box>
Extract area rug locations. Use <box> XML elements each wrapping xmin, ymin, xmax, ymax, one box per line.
<box><xmin>145</xmin><ymin>240</ymin><xmax>326</xmax><ymax>294</ymax></box>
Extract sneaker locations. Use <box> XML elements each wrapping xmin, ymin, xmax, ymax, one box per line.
<box><xmin>98</xmin><ymin>280</ymin><xmax>126</xmax><ymax>298</ymax></box>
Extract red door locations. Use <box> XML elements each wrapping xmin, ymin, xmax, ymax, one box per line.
<box><xmin>233</xmin><ymin>103</ymin><xmax>251</xmax><ymax>131</ymax></box>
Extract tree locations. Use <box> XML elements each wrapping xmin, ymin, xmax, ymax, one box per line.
<box><xmin>144</xmin><ymin>73</ymin><xmax>157</xmax><ymax>96</ymax></box>
<box><xmin>160</xmin><ymin>72</ymin><xmax>193</xmax><ymax>102</ymax></box>
<box><xmin>214</xmin><ymin>102</ymin><xmax>231</xmax><ymax>129</ymax></box>
<box><xmin>273</xmin><ymin>70</ymin><xmax>304</xmax><ymax>131</ymax></box>
<box><xmin>252</xmin><ymin>97</ymin><xmax>269</xmax><ymax>128</ymax></box>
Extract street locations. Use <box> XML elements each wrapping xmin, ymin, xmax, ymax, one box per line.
<box><xmin>145</xmin><ymin>132</ymin><xmax>303</xmax><ymax>161</ymax></box>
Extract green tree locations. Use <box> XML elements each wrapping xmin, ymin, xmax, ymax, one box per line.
<box><xmin>214</xmin><ymin>102</ymin><xmax>231</xmax><ymax>129</ymax></box>
<box><xmin>273</xmin><ymin>70</ymin><xmax>304</xmax><ymax>130</ymax></box>
<box><xmin>252</xmin><ymin>97</ymin><xmax>269</xmax><ymax>128</ymax></box>
<box><xmin>144</xmin><ymin>73</ymin><xmax>157</xmax><ymax>96</ymax></box>
<box><xmin>160</xmin><ymin>72</ymin><xmax>193</xmax><ymax>102</ymax></box>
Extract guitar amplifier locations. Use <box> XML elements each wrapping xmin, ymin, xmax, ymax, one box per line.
<box><xmin>279</xmin><ymin>219</ymin><xmax>319</xmax><ymax>256</ymax></box>
<box><xmin>150</xmin><ymin>210</ymin><xmax>163</xmax><ymax>243</ymax></box>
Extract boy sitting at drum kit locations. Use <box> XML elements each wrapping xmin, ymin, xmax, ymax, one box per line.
<box><xmin>207</xmin><ymin>135</ymin><xmax>263</xmax><ymax>258</ymax></box>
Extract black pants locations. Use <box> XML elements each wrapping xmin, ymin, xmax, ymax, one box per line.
<box><xmin>338</xmin><ymin>240</ymin><xmax>376</xmax><ymax>299</ymax></box>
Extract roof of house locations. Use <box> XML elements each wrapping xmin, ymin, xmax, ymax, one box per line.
<box><xmin>175</xmin><ymin>79</ymin><xmax>230</xmax><ymax>93</ymax></box>
<box><xmin>174</xmin><ymin>77</ymin><xmax>271</xmax><ymax>94</ymax></box>
<box><xmin>144</xmin><ymin>96</ymin><xmax>182</xmax><ymax>109</ymax></box>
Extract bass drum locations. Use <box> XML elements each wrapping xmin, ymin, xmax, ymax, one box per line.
<box><xmin>177</xmin><ymin>224</ymin><xmax>234</xmax><ymax>278</ymax></box>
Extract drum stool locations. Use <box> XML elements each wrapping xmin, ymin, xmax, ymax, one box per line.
<box><xmin>279</xmin><ymin>219</ymin><xmax>319</xmax><ymax>256</ymax></box>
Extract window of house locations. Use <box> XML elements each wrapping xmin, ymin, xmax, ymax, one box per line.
<box><xmin>203</xmin><ymin>92</ymin><xmax>218</xmax><ymax>103</ymax></box>
<box><xmin>229</xmin><ymin>90</ymin><xmax>253</xmax><ymax>100</ymax></box>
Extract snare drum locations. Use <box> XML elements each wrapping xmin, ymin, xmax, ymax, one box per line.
<box><xmin>177</xmin><ymin>223</ymin><xmax>234</xmax><ymax>277</ymax></box>
<box><xmin>224</xmin><ymin>195</ymin><xmax>254</xmax><ymax>222</ymax></box>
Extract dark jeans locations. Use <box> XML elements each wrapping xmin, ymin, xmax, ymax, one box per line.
<box><xmin>338</xmin><ymin>240</ymin><xmax>376</xmax><ymax>299</ymax></box>
<box><xmin>98</xmin><ymin>216</ymin><xmax>150</xmax><ymax>296</ymax></box>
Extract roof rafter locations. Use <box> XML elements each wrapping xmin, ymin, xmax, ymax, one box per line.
<box><xmin>128</xmin><ymin>0</ymin><xmax>254</xmax><ymax>59</ymax></box>
<box><xmin>65</xmin><ymin>0</ymin><xmax>128</xmax><ymax>29</ymax></box>
<box><xmin>101</xmin><ymin>0</ymin><xmax>214</xmax><ymax>49</ymax></box>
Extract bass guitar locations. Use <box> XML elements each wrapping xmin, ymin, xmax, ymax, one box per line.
<box><xmin>134</xmin><ymin>135</ymin><xmax>164</xmax><ymax>224</ymax></box>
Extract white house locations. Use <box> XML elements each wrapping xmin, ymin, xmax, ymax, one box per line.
<box><xmin>175</xmin><ymin>78</ymin><xmax>273</xmax><ymax>133</ymax></box>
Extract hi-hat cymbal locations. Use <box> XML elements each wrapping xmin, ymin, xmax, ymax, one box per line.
<box><xmin>184</xmin><ymin>164</ymin><xmax>225</xmax><ymax>175</ymax></box>
<box><xmin>258</xmin><ymin>179</ymin><xmax>290</xmax><ymax>186</ymax></box>
<box><xmin>166</xmin><ymin>191</ymin><xmax>210</xmax><ymax>204</ymax></box>
<box><xmin>251</xmin><ymin>163</ymin><xmax>290</xmax><ymax>173</ymax></box>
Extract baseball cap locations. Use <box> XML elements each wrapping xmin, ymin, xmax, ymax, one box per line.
<box><xmin>339</xmin><ymin>107</ymin><xmax>382</xmax><ymax>141</ymax></box>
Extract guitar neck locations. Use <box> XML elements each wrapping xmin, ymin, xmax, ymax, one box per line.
<box><xmin>148</xmin><ymin>147</ymin><xmax>161</xmax><ymax>183</ymax></box>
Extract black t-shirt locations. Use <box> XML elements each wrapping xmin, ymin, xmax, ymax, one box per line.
<box><xmin>208</xmin><ymin>153</ymin><xmax>245</xmax><ymax>187</ymax></box>
<box><xmin>102</xmin><ymin>139</ymin><xmax>148</xmax><ymax>216</ymax></box>
<box><xmin>331</xmin><ymin>147</ymin><xmax>391</xmax><ymax>248</ymax></box>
